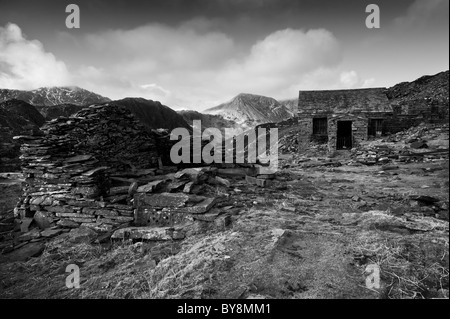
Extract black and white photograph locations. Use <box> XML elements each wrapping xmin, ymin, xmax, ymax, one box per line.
<box><xmin>0</xmin><ymin>0</ymin><xmax>448</xmax><ymax>305</ymax></box>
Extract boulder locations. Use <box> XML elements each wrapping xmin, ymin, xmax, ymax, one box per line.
<box><xmin>33</xmin><ymin>211</ymin><xmax>52</xmax><ymax>229</ymax></box>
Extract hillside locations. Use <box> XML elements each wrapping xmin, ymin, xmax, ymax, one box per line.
<box><xmin>0</xmin><ymin>99</ymin><xmax>45</xmax><ymax>127</ymax></box>
<box><xmin>178</xmin><ymin>110</ymin><xmax>241</xmax><ymax>131</ymax></box>
<box><xmin>0</xmin><ymin>86</ymin><xmax>111</xmax><ymax>106</ymax></box>
<box><xmin>35</xmin><ymin>104</ymin><xmax>85</xmax><ymax>121</ymax></box>
<box><xmin>2</xmin><ymin>94</ymin><xmax>192</xmax><ymax>132</ymax></box>
<box><xmin>279</xmin><ymin>98</ymin><xmax>298</xmax><ymax>115</ymax></box>
<box><xmin>386</xmin><ymin>70</ymin><xmax>449</xmax><ymax>120</ymax></box>
<box><xmin>107</xmin><ymin>98</ymin><xmax>191</xmax><ymax>131</ymax></box>
<box><xmin>204</xmin><ymin>93</ymin><xmax>292</xmax><ymax>126</ymax></box>
<box><xmin>387</xmin><ymin>70</ymin><xmax>449</xmax><ymax>104</ymax></box>
<box><xmin>0</xmin><ymin>100</ymin><xmax>44</xmax><ymax>172</ymax></box>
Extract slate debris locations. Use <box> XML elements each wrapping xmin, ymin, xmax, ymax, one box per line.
<box><xmin>5</xmin><ymin>103</ymin><xmax>272</xmax><ymax>248</ymax></box>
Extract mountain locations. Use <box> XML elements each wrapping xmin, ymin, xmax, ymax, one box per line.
<box><xmin>178</xmin><ymin>110</ymin><xmax>239</xmax><ymax>130</ymax></box>
<box><xmin>177</xmin><ymin>109</ymin><xmax>246</xmax><ymax>141</ymax></box>
<box><xmin>279</xmin><ymin>99</ymin><xmax>298</xmax><ymax>115</ymax></box>
<box><xmin>0</xmin><ymin>92</ymin><xmax>191</xmax><ymax>131</ymax></box>
<box><xmin>0</xmin><ymin>86</ymin><xmax>111</xmax><ymax>106</ymax></box>
<box><xmin>107</xmin><ymin>98</ymin><xmax>191</xmax><ymax>131</ymax></box>
<box><xmin>204</xmin><ymin>93</ymin><xmax>292</xmax><ymax>127</ymax></box>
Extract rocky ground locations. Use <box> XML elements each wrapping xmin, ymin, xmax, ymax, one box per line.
<box><xmin>0</xmin><ymin>123</ymin><xmax>448</xmax><ymax>299</ymax></box>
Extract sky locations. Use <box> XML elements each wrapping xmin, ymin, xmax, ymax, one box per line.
<box><xmin>0</xmin><ymin>0</ymin><xmax>448</xmax><ymax>110</ymax></box>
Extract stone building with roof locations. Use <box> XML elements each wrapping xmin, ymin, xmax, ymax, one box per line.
<box><xmin>297</xmin><ymin>88</ymin><xmax>394</xmax><ymax>152</ymax></box>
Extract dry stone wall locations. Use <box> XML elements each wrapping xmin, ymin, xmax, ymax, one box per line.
<box><xmin>15</xmin><ymin>104</ymin><xmax>160</xmax><ymax>231</ymax></box>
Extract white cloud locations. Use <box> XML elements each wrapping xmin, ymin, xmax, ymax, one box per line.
<box><xmin>217</xmin><ymin>28</ymin><xmax>343</xmax><ymax>95</ymax></box>
<box><xmin>339</xmin><ymin>71</ymin><xmax>359</xmax><ymax>87</ymax></box>
<box><xmin>0</xmin><ymin>23</ymin><xmax>71</xmax><ymax>90</ymax></box>
<box><xmin>279</xmin><ymin>68</ymin><xmax>373</xmax><ymax>99</ymax></box>
<box><xmin>1</xmin><ymin>22</ymin><xmax>373</xmax><ymax>110</ymax></box>
<box><xmin>244</xmin><ymin>28</ymin><xmax>341</xmax><ymax>76</ymax></box>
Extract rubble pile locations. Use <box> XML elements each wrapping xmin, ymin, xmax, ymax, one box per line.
<box><xmin>351</xmin><ymin>146</ymin><xmax>407</xmax><ymax>165</ymax></box>
<box><xmin>279</xmin><ymin>133</ymin><xmax>300</xmax><ymax>153</ymax></box>
<box><xmin>384</xmin><ymin>122</ymin><xmax>449</xmax><ymax>144</ymax></box>
<box><xmin>351</xmin><ymin>123</ymin><xmax>449</xmax><ymax>165</ymax></box>
<box><xmin>6</xmin><ymin>104</ymin><xmax>269</xmax><ymax>249</ymax></box>
<box><xmin>14</xmin><ymin>104</ymin><xmax>160</xmax><ymax>233</ymax></box>
<box><xmin>279</xmin><ymin>131</ymin><xmax>328</xmax><ymax>156</ymax></box>
<box><xmin>4</xmin><ymin>100</ymin><xmax>278</xmax><ymax>250</ymax></box>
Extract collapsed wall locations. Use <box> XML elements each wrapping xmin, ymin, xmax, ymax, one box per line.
<box><xmin>15</xmin><ymin>104</ymin><xmax>160</xmax><ymax>231</ymax></box>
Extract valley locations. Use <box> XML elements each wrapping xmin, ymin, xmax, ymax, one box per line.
<box><xmin>0</xmin><ymin>70</ymin><xmax>448</xmax><ymax>299</ymax></box>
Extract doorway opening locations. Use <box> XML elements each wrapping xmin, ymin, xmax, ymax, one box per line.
<box><xmin>336</xmin><ymin>121</ymin><xmax>352</xmax><ymax>150</ymax></box>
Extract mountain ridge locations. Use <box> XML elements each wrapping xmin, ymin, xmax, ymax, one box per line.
<box><xmin>0</xmin><ymin>86</ymin><xmax>111</xmax><ymax>106</ymax></box>
<box><xmin>204</xmin><ymin>93</ymin><xmax>292</xmax><ymax>127</ymax></box>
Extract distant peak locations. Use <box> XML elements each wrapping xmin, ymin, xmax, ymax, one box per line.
<box><xmin>235</xmin><ymin>93</ymin><xmax>261</xmax><ymax>99</ymax></box>
<box><xmin>0</xmin><ymin>86</ymin><xmax>111</xmax><ymax>106</ymax></box>
<box><xmin>34</xmin><ymin>86</ymin><xmax>83</xmax><ymax>91</ymax></box>
<box><xmin>236</xmin><ymin>93</ymin><xmax>252</xmax><ymax>97</ymax></box>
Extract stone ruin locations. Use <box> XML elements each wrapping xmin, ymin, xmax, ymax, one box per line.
<box><xmin>15</xmin><ymin>104</ymin><xmax>161</xmax><ymax>232</ymax></box>
<box><xmin>13</xmin><ymin>103</ymin><xmax>254</xmax><ymax>241</ymax></box>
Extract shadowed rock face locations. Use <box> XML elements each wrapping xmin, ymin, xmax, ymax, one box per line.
<box><xmin>0</xmin><ymin>100</ymin><xmax>45</xmax><ymax>172</ymax></box>
<box><xmin>0</xmin><ymin>99</ymin><xmax>45</xmax><ymax>127</ymax></box>
<box><xmin>106</xmin><ymin>98</ymin><xmax>192</xmax><ymax>132</ymax></box>
<box><xmin>204</xmin><ymin>93</ymin><xmax>292</xmax><ymax>125</ymax></box>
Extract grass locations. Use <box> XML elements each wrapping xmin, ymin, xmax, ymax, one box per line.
<box><xmin>351</xmin><ymin>233</ymin><xmax>449</xmax><ymax>299</ymax></box>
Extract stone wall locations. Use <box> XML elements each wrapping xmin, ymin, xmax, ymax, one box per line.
<box><xmin>297</xmin><ymin>117</ymin><xmax>312</xmax><ymax>147</ymax></box>
<box><xmin>15</xmin><ymin>104</ymin><xmax>161</xmax><ymax>231</ymax></box>
<box><xmin>298</xmin><ymin>88</ymin><xmax>392</xmax><ymax>114</ymax></box>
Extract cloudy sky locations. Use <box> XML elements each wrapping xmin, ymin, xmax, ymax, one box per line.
<box><xmin>0</xmin><ymin>0</ymin><xmax>448</xmax><ymax>110</ymax></box>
